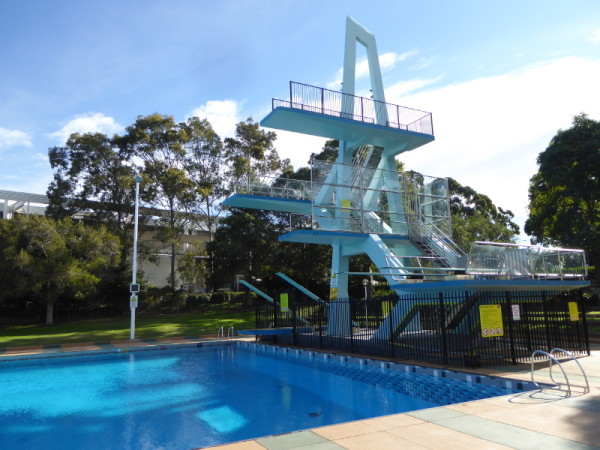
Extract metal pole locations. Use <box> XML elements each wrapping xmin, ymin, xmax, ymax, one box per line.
<box><xmin>130</xmin><ymin>175</ymin><xmax>142</xmax><ymax>340</ymax></box>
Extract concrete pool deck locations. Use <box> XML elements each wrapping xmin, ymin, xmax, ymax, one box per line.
<box><xmin>2</xmin><ymin>338</ymin><xmax>599</xmax><ymax>449</ymax></box>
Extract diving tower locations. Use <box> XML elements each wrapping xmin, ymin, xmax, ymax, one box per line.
<box><xmin>224</xmin><ymin>17</ymin><xmax>590</xmax><ymax>341</ymax></box>
<box><xmin>225</xmin><ymin>17</ymin><xmax>463</xmax><ymax>310</ymax></box>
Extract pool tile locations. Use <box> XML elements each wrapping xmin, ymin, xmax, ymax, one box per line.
<box><xmin>312</xmin><ymin>421</ymin><xmax>380</xmax><ymax>440</ymax></box>
<box><xmin>362</xmin><ymin>414</ymin><xmax>424</xmax><ymax>430</ymax></box>
<box><xmin>257</xmin><ymin>431</ymin><xmax>330</xmax><ymax>450</ymax></box>
<box><xmin>386</xmin><ymin>422</ymin><xmax>512</xmax><ymax>449</ymax></box>
<box><xmin>206</xmin><ymin>440</ymin><xmax>266</xmax><ymax>449</ymax></box>
<box><xmin>434</xmin><ymin>414</ymin><xmax>594</xmax><ymax>449</ymax></box>
<box><xmin>333</xmin><ymin>430</ymin><xmax>430</xmax><ymax>449</ymax></box>
<box><xmin>407</xmin><ymin>406</ymin><xmax>465</xmax><ymax>422</ymax></box>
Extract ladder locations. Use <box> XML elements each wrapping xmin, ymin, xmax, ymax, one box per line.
<box><xmin>530</xmin><ymin>348</ymin><xmax>590</xmax><ymax>397</ymax></box>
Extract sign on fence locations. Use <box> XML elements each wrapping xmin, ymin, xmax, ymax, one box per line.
<box><xmin>568</xmin><ymin>302</ymin><xmax>579</xmax><ymax>321</ymax></box>
<box><xmin>480</xmin><ymin>304</ymin><xmax>504</xmax><ymax>338</ymax></box>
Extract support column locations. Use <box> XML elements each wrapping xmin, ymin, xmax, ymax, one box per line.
<box><xmin>327</xmin><ymin>244</ymin><xmax>351</xmax><ymax>336</ymax></box>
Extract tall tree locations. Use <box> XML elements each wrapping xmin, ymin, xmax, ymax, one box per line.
<box><xmin>182</xmin><ymin>117</ymin><xmax>226</xmax><ymax>289</ymax></box>
<box><xmin>124</xmin><ymin>114</ymin><xmax>197</xmax><ymax>290</ymax></box>
<box><xmin>0</xmin><ymin>215</ymin><xmax>121</xmax><ymax>325</ymax></box>
<box><xmin>448</xmin><ymin>177</ymin><xmax>520</xmax><ymax>251</ymax></box>
<box><xmin>525</xmin><ymin>113</ymin><xmax>600</xmax><ymax>283</ymax></box>
<box><xmin>47</xmin><ymin>132</ymin><xmax>136</xmax><ymax>236</ymax></box>
<box><xmin>224</xmin><ymin>118</ymin><xmax>291</xmax><ymax>191</ymax></box>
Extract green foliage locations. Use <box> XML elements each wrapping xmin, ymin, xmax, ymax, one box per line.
<box><xmin>0</xmin><ymin>215</ymin><xmax>121</xmax><ymax>324</ymax></box>
<box><xmin>525</xmin><ymin>113</ymin><xmax>600</xmax><ymax>283</ymax></box>
<box><xmin>448</xmin><ymin>177</ymin><xmax>520</xmax><ymax>251</ymax></box>
<box><xmin>224</xmin><ymin>118</ymin><xmax>291</xmax><ymax>191</ymax></box>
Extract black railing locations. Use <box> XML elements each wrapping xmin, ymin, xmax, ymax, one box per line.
<box><xmin>272</xmin><ymin>81</ymin><xmax>434</xmax><ymax>137</ymax></box>
<box><xmin>255</xmin><ymin>290</ymin><xmax>589</xmax><ymax>368</ymax></box>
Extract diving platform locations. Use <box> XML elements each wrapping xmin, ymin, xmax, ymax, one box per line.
<box><xmin>390</xmin><ymin>278</ymin><xmax>591</xmax><ymax>293</ymax></box>
<box><xmin>261</xmin><ymin>82</ymin><xmax>434</xmax><ymax>153</ymax></box>
<box><xmin>224</xmin><ymin>193</ymin><xmax>311</xmax><ymax>214</ymax></box>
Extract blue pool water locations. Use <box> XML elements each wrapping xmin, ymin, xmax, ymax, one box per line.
<box><xmin>0</xmin><ymin>343</ymin><xmax>531</xmax><ymax>449</ymax></box>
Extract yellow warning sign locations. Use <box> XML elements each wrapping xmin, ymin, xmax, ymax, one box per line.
<box><xmin>329</xmin><ymin>287</ymin><xmax>338</xmax><ymax>300</ymax></box>
<box><xmin>341</xmin><ymin>199</ymin><xmax>351</xmax><ymax>212</ymax></box>
<box><xmin>480</xmin><ymin>304</ymin><xmax>504</xmax><ymax>338</ymax></box>
<box><xmin>280</xmin><ymin>293</ymin><xmax>289</xmax><ymax>312</ymax></box>
<box><xmin>568</xmin><ymin>302</ymin><xmax>579</xmax><ymax>321</ymax></box>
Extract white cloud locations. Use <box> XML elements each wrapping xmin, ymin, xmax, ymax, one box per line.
<box><xmin>590</xmin><ymin>28</ymin><xmax>600</xmax><ymax>43</ymax></box>
<box><xmin>49</xmin><ymin>113</ymin><xmax>124</xmax><ymax>144</ymax></box>
<box><xmin>0</xmin><ymin>127</ymin><xmax>32</xmax><ymax>148</ymax></box>
<box><xmin>272</xmin><ymin>131</ymin><xmax>327</xmax><ymax>169</ymax></box>
<box><xmin>187</xmin><ymin>100</ymin><xmax>241</xmax><ymax>139</ymax></box>
<box><xmin>395</xmin><ymin>56</ymin><xmax>600</xmax><ymax>237</ymax></box>
<box><xmin>386</xmin><ymin>75</ymin><xmax>444</xmax><ymax>99</ymax></box>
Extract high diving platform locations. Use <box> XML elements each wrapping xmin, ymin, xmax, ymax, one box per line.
<box><xmin>262</xmin><ymin>82</ymin><xmax>434</xmax><ymax>153</ymax></box>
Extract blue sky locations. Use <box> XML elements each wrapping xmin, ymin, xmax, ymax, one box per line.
<box><xmin>2</xmin><ymin>0</ymin><xmax>600</xmax><ymax>241</ymax></box>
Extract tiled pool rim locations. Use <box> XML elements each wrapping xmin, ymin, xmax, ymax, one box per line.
<box><xmin>0</xmin><ymin>339</ymin><xmax>539</xmax><ymax>394</ymax></box>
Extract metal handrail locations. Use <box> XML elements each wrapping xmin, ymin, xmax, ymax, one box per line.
<box><xmin>217</xmin><ymin>326</ymin><xmax>224</xmax><ymax>340</ymax></box>
<box><xmin>272</xmin><ymin>81</ymin><xmax>434</xmax><ymax>136</ymax></box>
<box><xmin>227</xmin><ymin>326</ymin><xmax>235</xmax><ymax>339</ymax></box>
<box><xmin>530</xmin><ymin>350</ymin><xmax>572</xmax><ymax>397</ymax></box>
<box><xmin>550</xmin><ymin>348</ymin><xmax>589</xmax><ymax>394</ymax></box>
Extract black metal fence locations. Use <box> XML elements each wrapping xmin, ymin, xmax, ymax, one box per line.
<box><xmin>256</xmin><ymin>290</ymin><xmax>589</xmax><ymax>368</ymax></box>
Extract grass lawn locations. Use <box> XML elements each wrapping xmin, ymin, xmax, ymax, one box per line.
<box><xmin>0</xmin><ymin>306</ymin><xmax>255</xmax><ymax>348</ymax></box>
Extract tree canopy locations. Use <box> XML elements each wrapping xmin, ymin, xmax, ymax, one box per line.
<box><xmin>448</xmin><ymin>177</ymin><xmax>520</xmax><ymax>251</ymax></box>
<box><xmin>0</xmin><ymin>215</ymin><xmax>121</xmax><ymax>324</ymax></box>
<box><xmin>525</xmin><ymin>113</ymin><xmax>600</xmax><ymax>282</ymax></box>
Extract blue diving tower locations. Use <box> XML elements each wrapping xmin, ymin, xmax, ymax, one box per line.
<box><xmin>224</xmin><ymin>17</ymin><xmax>589</xmax><ymax>338</ymax></box>
<box><xmin>225</xmin><ymin>18</ymin><xmax>463</xmax><ymax>301</ymax></box>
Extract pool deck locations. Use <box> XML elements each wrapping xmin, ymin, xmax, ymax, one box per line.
<box><xmin>2</xmin><ymin>338</ymin><xmax>600</xmax><ymax>449</ymax></box>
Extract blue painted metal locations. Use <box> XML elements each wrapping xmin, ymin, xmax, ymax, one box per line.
<box><xmin>275</xmin><ymin>272</ymin><xmax>327</xmax><ymax>306</ymax></box>
<box><xmin>260</xmin><ymin>106</ymin><xmax>433</xmax><ymax>152</ymax></box>
<box><xmin>239</xmin><ymin>280</ymin><xmax>275</xmax><ymax>303</ymax></box>
<box><xmin>224</xmin><ymin>193</ymin><xmax>311</xmax><ymax>214</ymax></box>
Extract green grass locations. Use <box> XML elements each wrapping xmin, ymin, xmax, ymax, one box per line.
<box><xmin>0</xmin><ymin>307</ymin><xmax>254</xmax><ymax>348</ymax></box>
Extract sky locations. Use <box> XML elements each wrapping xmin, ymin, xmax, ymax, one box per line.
<box><xmin>1</xmin><ymin>0</ymin><xmax>600</xmax><ymax>242</ymax></box>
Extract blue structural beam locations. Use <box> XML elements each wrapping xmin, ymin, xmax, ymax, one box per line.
<box><xmin>261</xmin><ymin>107</ymin><xmax>434</xmax><ymax>154</ymax></box>
<box><xmin>276</xmin><ymin>272</ymin><xmax>327</xmax><ymax>306</ymax></box>
<box><xmin>389</xmin><ymin>278</ymin><xmax>591</xmax><ymax>294</ymax></box>
<box><xmin>239</xmin><ymin>280</ymin><xmax>275</xmax><ymax>303</ymax></box>
<box><xmin>224</xmin><ymin>194</ymin><xmax>311</xmax><ymax>215</ymax></box>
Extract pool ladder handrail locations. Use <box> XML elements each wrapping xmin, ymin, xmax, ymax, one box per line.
<box><xmin>530</xmin><ymin>348</ymin><xmax>589</xmax><ymax>397</ymax></box>
<box><xmin>217</xmin><ymin>326</ymin><xmax>236</xmax><ymax>340</ymax></box>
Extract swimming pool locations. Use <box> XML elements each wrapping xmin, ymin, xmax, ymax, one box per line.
<box><xmin>0</xmin><ymin>342</ymin><xmax>535</xmax><ymax>449</ymax></box>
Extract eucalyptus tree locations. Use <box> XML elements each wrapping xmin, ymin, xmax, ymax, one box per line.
<box><xmin>224</xmin><ymin>118</ymin><xmax>292</xmax><ymax>192</ymax></box>
<box><xmin>47</xmin><ymin>132</ymin><xmax>136</xmax><ymax>236</ymax></box>
<box><xmin>123</xmin><ymin>113</ymin><xmax>197</xmax><ymax>290</ymax></box>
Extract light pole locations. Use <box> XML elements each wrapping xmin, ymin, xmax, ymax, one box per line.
<box><xmin>130</xmin><ymin>174</ymin><xmax>143</xmax><ymax>340</ymax></box>
<box><xmin>362</xmin><ymin>279</ymin><xmax>369</xmax><ymax>329</ymax></box>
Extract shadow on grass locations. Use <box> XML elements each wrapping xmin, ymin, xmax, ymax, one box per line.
<box><xmin>0</xmin><ymin>308</ymin><xmax>255</xmax><ymax>348</ymax></box>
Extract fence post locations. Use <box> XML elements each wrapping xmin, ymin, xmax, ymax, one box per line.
<box><xmin>541</xmin><ymin>291</ymin><xmax>552</xmax><ymax>351</ymax></box>
<box><xmin>439</xmin><ymin>292</ymin><xmax>448</xmax><ymax>365</ymax></box>
<box><xmin>580</xmin><ymin>290</ymin><xmax>590</xmax><ymax>355</ymax></box>
<box><xmin>292</xmin><ymin>294</ymin><xmax>297</xmax><ymax>346</ymax></box>
<box><xmin>505</xmin><ymin>291</ymin><xmax>517</xmax><ymax>365</ymax></box>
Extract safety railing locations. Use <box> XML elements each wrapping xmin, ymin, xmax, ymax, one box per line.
<box><xmin>407</xmin><ymin>214</ymin><xmax>467</xmax><ymax>269</ymax></box>
<box><xmin>467</xmin><ymin>242</ymin><xmax>588</xmax><ymax>279</ymax></box>
<box><xmin>239</xmin><ymin>177</ymin><xmax>312</xmax><ymax>202</ymax></box>
<box><xmin>272</xmin><ymin>81</ymin><xmax>434</xmax><ymax>136</ymax></box>
<box><xmin>217</xmin><ymin>326</ymin><xmax>236</xmax><ymax>340</ymax></box>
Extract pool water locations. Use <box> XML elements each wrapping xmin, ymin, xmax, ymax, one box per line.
<box><xmin>0</xmin><ymin>343</ymin><xmax>529</xmax><ymax>449</ymax></box>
